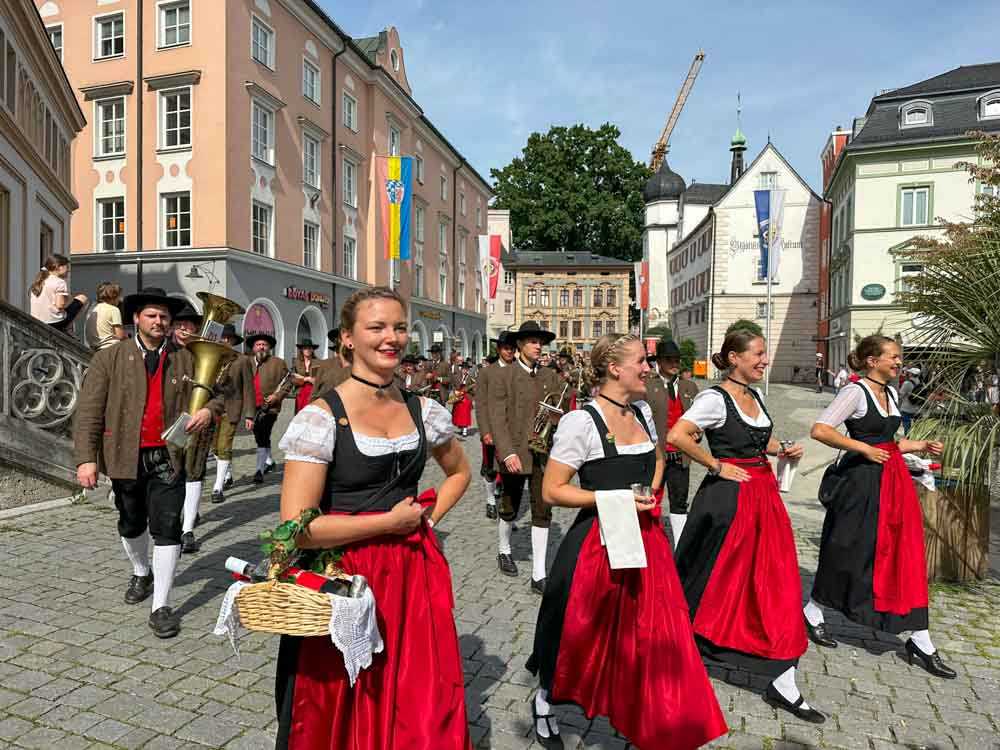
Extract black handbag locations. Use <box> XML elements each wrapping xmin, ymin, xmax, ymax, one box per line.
<box><xmin>818</xmin><ymin>454</ymin><xmax>847</xmax><ymax>509</ymax></box>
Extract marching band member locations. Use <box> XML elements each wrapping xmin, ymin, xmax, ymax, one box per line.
<box><xmin>668</xmin><ymin>329</ymin><xmax>823</xmax><ymax>723</ymax></box>
<box><xmin>312</xmin><ymin>330</ymin><xmax>351</xmax><ymax>396</ymax></box>
<box><xmin>488</xmin><ymin>321</ymin><xmax>562</xmax><ymax>594</ymax></box>
<box><xmin>525</xmin><ymin>334</ymin><xmax>727</xmax><ymax>750</ymax></box>
<box><xmin>398</xmin><ymin>355</ymin><xmax>420</xmax><ymax>392</ymax></box>
<box><xmin>210</xmin><ymin>324</ymin><xmax>254</xmax><ymax>502</ymax></box>
<box><xmin>290</xmin><ymin>339</ymin><xmax>321</xmax><ymax>414</ymax></box>
<box><xmin>449</xmin><ymin>361</ymin><xmax>474</xmax><ymax>438</ymax></box>
<box><xmin>274</xmin><ymin>287</ymin><xmax>472</xmax><ymax>749</ymax></box>
<box><xmin>645</xmin><ymin>339</ymin><xmax>699</xmax><ymax>544</ymax></box>
<box><xmin>246</xmin><ymin>333</ymin><xmax>290</xmax><ymax>483</ymax></box>
<box><xmin>475</xmin><ymin>332</ymin><xmax>516</xmax><ymax>519</ymax></box>
<box><xmin>427</xmin><ymin>343</ymin><xmax>451</xmax><ymax>404</ymax></box>
<box><xmin>74</xmin><ymin>288</ymin><xmax>222</xmax><ymax>638</ymax></box>
<box><xmin>806</xmin><ymin>335</ymin><xmax>954</xmax><ymax>678</ymax></box>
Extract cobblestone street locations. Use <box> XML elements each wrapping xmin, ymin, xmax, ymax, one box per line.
<box><xmin>0</xmin><ymin>384</ymin><xmax>997</xmax><ymax>749</ymax></box>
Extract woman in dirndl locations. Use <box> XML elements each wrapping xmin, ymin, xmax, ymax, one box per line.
<box><xmin>526</xmin><ymin>334</ymin><xmax>728</xmax><ymax>750</ymax></box>
<box><xmin>450</xmin><ymin>361</ymin><xmax>474</xmax><ymax>437</ymax></box>
<box><xmin>668</xmin><ymin>329</ymin><xmax>824</xmax><ymax>723</ymax></box>
<box><xmin>291</xmin><ymin>339</ymin><xmax>320</xmax><ymax>414</ymax></box>
<box><xmin>274</xmin><ymin>287</ymin><xmax>473</xmax><ymax>750</ymax></box>
<box><xmin>806</xmin><ymin>335</ymin><xmax>954</xmax><ymax>678</ymax></box>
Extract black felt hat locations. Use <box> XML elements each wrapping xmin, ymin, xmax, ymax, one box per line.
<box><xmin>509</xmin><ymin>320</ymin><xmax>556</xmax><ymax>345</ymax></box>
<box><xmin>245</xmin><ymin>333</ymin><xmax>277</xmax><ymax>349</ymax></box>
<box><xmin>123</xmin><ymin>287</ymin><xmax>187</xmax><ymax>320</ymax></box>
<box><xmin>220</xmin><ymin>323</ymin><xmax>243</xmax><ymax>346</ymax></box>
<box><xmin>173</xmin><ymin>303</ymin><xmax>203</xmax><ymax>324</ymax></box>
<box><xmin>296</xmin><ymin>339</ymin><xmax>318</xmax><ymax>349</ymax></box>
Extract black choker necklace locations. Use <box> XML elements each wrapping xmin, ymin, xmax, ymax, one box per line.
<box><xmin>599</xmin><ymin>393</ymin><xmax>630</xmax><ymax>411</ymax></box>
<box><xmin>727</xmin><ymin>376</ymin><xmax>752</xmax><ymax>392</ymax></box>
<box><xmin>864</xmin><ymin>376</ymin><xmax>888</xmax><ymax>389</ymax></box>
<box><xmin>351</xmin><ymin>373</ymin><xmax>395</xmax><ymax>398</ymax></box>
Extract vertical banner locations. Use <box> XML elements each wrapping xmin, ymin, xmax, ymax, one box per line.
<box><xmin>376</xmin><ymin>156</ymin><xmax>413</xmax><ymax>260</ymax></box>
<box><xmin>753</xmin><ymin>189</ymin><xmax>770</xmax><ymax>280</ymax></box>
<box><xmin>478</xmin><ymin>234</ymin><xmax>502</xmax><ymax>299</ymax></box>
<box><xmin>767</xmin><ymin>189</ymin><xmax>784</xmax><ymax>279</ymax></box>
<box><xmin>633</xmin><ymin>261</ymin><xmax>649</xmax><ymax>310</ymax></box>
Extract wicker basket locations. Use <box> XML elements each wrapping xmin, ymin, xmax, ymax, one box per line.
<box><xmin>235</xmin><ymin>580</ymin><xmax>332</xmax><ymax>637</ymax></box>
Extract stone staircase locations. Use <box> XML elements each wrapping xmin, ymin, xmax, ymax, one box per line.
<box><xmin>0</xmin><ymin>299</ymin><xmax>92</xmax><ymax>511</ymax></box>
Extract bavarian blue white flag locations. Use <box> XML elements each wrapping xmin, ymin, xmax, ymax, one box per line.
<box><xmin>753</xmin><ymin>189</ymin><xmax>785</xmax><ymax>280</ymax></box>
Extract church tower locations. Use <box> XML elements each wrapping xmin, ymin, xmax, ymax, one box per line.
<box><xmin>730</xmin><ymin>128</ymin><xmax>747</xmax><ymax>184</ymax></box>
<box><xmin>642</xmin><ymin>158</ymin><xmax>686</xmax><ymax>329</ymax></box>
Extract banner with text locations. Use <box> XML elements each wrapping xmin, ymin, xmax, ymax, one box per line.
<box><xmin>753</xmin><ymin>189</ymin><xmax>785</xmax><ymax>280</ymax></box>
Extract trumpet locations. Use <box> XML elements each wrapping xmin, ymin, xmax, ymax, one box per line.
<box><xmin>528</xmin><ymin>370</ymin><xmax>580</xmax><ymax>454</ymax></box>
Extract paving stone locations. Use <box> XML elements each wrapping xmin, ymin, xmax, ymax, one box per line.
<box><xmin>174</xmin><ymin>714</ymin><xmax>243</xmax><ymax>746</ymax></box>
<box><xmin>0</xmin><ymin>717</ymin><xmax>34</xmax><ymax>742</ymax></box>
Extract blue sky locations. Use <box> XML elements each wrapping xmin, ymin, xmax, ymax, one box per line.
<box><xmin>320</xmin><ymin>1</ymin><xmax>1000</xmax><ymax>192</ymax></box>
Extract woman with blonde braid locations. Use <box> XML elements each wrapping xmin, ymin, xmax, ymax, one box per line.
<box><xmin>526</xmin><ymin>334</ymin><xmax>727</xmax><ymax>750</ymax></box>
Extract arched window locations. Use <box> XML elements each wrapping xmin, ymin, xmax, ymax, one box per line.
<box><xmin>900</xmin><ymin>101</ymin><xmax>932</xmax><ymax>128</ymax></box>
<box><xmin>979</xmin><ymin>90</ymin><xmax>1000</xmax><ymax>120</ymax></box>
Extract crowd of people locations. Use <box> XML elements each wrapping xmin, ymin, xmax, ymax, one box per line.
<box><xmin>66</xmin><ymin>283</ymin><xmax>957</xmax><ymax>749</ymax></box>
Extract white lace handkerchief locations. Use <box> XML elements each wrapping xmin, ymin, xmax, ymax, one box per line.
<box><xmin>328</xmin><ymin>585</ymin><xmax>384</xmax><ymax>686</ymax></box>
<box><xmin>594</xmin><ymin>489</ymin><xmax>647</xmax><ymax>569</ymax></box>
<box><xmin>213</xmin><ymin>580</ymin><xmax>250</xmax><ymax>656</ymax></box>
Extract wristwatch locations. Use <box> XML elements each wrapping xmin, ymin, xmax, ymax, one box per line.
<box><xmin>707</xmin><ymin>460</ymin><xmax>721</xmax><ymax>476</ymax></box>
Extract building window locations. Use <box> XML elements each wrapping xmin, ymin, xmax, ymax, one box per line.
<box><xmin>40</xmin><ymin>221</ymin><xmax>53</xmax><ymax>262</ymax></box>
<box><xmin>572</xmin><ymin>320</ymin><xmax>582</xmax><ymax>338</ymax></box>
<box><xmin>160</xmin><ymin>89</ymin><xmax>191</xmax><ymax>149</ymax></box>
<box><xmin>415</xmin><ymin>156</ymin><xmax>424</xmax><ymax>184</ymax></box>
<box><xmin>159</xmin><ymin>1</ymin><xmax>190</xmax><ymax>48</ymax></box>
<box><xmin>342</xmin><ymin>92</ymin><xmax>357</xmax><ymax>130</ymax></box>
<box><xmin>439</xmin><ymin>257</ymin><xmax>447</xmax><ymax>304</ymax></box>
<box><xmin>475</xmin><ymin>283</ymin><xmax>482</xmax><ymax>313</ymax></box>
<box><xmin>901</xmin><ymin>101</ymin><xmax>932</xmax><ymax>128</ymax></box>
<box><xmin>504</xmin><ymin>299</ymin><xmax>513</xmax><ymax>314</ymax></box>
<box><xmin>900</xmin><ymin>186</ymin><xmax>930</xmax><ymax>226</ymax></box>
<box><xmin>559</xmin><ymin>320</ymin><xmax>568</xmax><ymax>338</ymax></box>
<box><xmin>4</xmin><ymin>39</ymin><xmax>15</xmax><ymax>113</ymax></box>
<box><xmin>95</xmin><ymin>13</ymin><xmax>124</xmax><ymax>59</ymax></box>
<box><xmin>98</xmin><ymin>197</ymin><xmax>125</xmax><ymax>251</ymax></box>
<box><xmin>251</xmin><ymin>201</ymin><xmax>272</xmax><ymax>256</ymax></box>
<box><xmin>414</xmin><ymin>246</ymin><xmax>424</xmax><ymax>297</ymax></box>
<box><xmin>458</xmin><ymin>275</ymin><xmax>465</xmax><ymax>307</ymax></box>
<box><xmin>46</xmin><ymin>25</ymin><xmax>62</xmax><ymax>61</ymax></box>
<box><xmin>687</xmin><ymin>310</ymin><xmax>692</xmax><ymax>326</ymax></box>
<box><xmin>504</xmin><ymin>270</ymin><xmax>514</xmax><ymax>285</ymax></box>
<box><xmin>540</xmin><ymin>289</ymin><xmax>550</xmax><ymax>307</ymax></box>
<box><xmin>251</xmin><ymin>100</ymin><xmax>274</xmax><ymax>163</ymax></box>
<box><xmin>573</xmin><ymin>288</ymin><xmax>582</xmax><ymax>306</ymax></box>
<box><xmin>758</xmin><ymin>171</ymin><xmax>778</xmax><ymax>190</ymax></box>
<box><xmin>162</xmin><ymin>192</ymin><xmax>190</xmax><ymax>248</ymax></box>
<box><xmin>440</xmin><ymin>175</ymin><xmax>448</xmax><ymax>201</ymax></box>
<box><xmin>301</xmin><ymin>59</ymin><xmax>320</xmax><ymax>104</ymax></box>
<box><xmin>897</xmin><ymin>262</ymin><xmax>924</xmax><ymax>294</ymax></box>
<box><xmin>342</xmin><ymin>158</ymin><xmax>357</xmax><ymax>207</ymax></box>
<box><xmin>251</xmin><ymin>16</ymin><xmax>274</xmax><ymax>68</ymax></box>
<box><xmin>343</xmin><ymin>235</ymin><xmax>357</xmax><ymax>279</ymax></box>
<box><xmin>388</xmin><ymin>124</ymin><xmax>401</xmax><ymax>156</ymax></box>
<box><xmin>559</xmin><ymin>288</ymin><xmax>569</xmax><ymax>307</ymax></box>
<box><xmin>303</xmin><ymin>221</ymin><xmax>318</xmax><ymax>270</ymax></box>
<box><xmin>607</xmin><ymin>288</ymin><xmax>616</xmax><ymax>307</ymax></box>
<box><xmin>593</xmin><ymin>320</ymin><xmax>602</xmax><ymax>338</ymax></box>
<box><xmin>438</xmin><ymin>221</ymin><xmax>447</xmax><ymax>253</ymax></box>
<box><xmin>459</xmin><ymin>192</ymin><xmax>466</xmax><ymax>216</ymax></box>
<box><xmin>980</xmin><ymin>91</ymin><xmax>1000</xmax><ymax>120</ymax></box>
<box><xmin>96</xmin><ymin>97</ymin><xmax>125</xmax><ymax>156</ymax></box>
<box><xmin>527</xmin><ymin>288</ymin><xmax>537</xmax><ymax>306</ymax></box>
<box><xmin>593</xmin><ymin>288</ymin><xmax>603</xmax><ymax>307</ymax></box>
<box><xmin>476</xmin><ymin>205</ymin><xmax>482</xmax><ymax>227</ymax></box>
<box><xmin>606</xmin><ymin>320</ymin><xmax>616</xmax><ymax>335</ymax></box>
<box><xmin>415</xmin><ymin>204</ymin><xmax>425</xmax><ymax>242</ymax></box>
<box><xmin>755</xmin><ymin>302</ymin><xmax>770</xmax><ymax>319</ymax></box>
<box><xmin>390</xmin><ymin>49</ymin><xmax>400</xmax><ymax>71</ymax></box>
<box><xmin>981</xmin><ymin>182</ymin><xmax>997</xmax><ymax>198</ymax></box>
<box><xmin>303</xmin><ymin>134</ymin><xmax>319</xmax><ymax>188</ymax></box>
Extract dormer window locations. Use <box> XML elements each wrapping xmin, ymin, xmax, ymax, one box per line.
<box><xmin>979</xmin><ymin>90</ymin><xmax>1000</xmax><ymax>121</ymax></box>
<box><xmin>900</xmin><ymin>101</ymin><xmax>932</xmax><ymax>128</ymax></box>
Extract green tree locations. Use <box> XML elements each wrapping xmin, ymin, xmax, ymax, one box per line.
<box><xmin>725</xmin><ymin>319</ymin><xmax>764</xmax><ymax>338</ymax></box>
<box><xmin>645</xmin><ymin>324</ymin><xmax>673</xmax><ymax>340</ymax></box>
<box><xmin>491</xmin><ymin>124</ymin><xmax>651</xmax><ymax>262</ymax></box>
<box><xmin>679</xmin><ymin>339</ymin><xmax>697</xmax><ymax>371</ymax></box>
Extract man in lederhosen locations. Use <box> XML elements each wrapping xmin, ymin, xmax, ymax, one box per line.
<box><xmin>426</xmin><ymin>343</ymin><xmax>450</xmax><ymax>404</ymax></box>
<box><xmin>645</xmin><ymin>339</ymin><xmax>699</xmax><ymax>544</ymax></box>
<box><xmin>245</xmin><ymin>333</ymin><xmax>290</xmax><ymax>483</ymax></box>
<box><xmin>488</xmin><ymin>321</ymin><xmax>561</xmax><ymax>594</ymax></box>
<box><xmin>475</xmin><ymin>331</ymin><xmax>516</xmax><ymax>519</ymax></box>
<box><xmin>74</xmin><ymin>287</ymin><xmax>223</xmax><ymax>638</ymax></box>
<box><xmin>210</xmin><ymin>324</ymin><xmax>254</xmax><ymax>503</ymax></box>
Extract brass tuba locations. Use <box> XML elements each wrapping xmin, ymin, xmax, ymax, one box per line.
<box><xmin>527</xmin><ymin>370</ymin><xmax>580</xmax><ymax>455</ymax></box>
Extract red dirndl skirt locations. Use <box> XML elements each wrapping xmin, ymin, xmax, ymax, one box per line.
<box><xmin>549</xmin><ymin>511</ymin><xmax>728</xmax><ymax>750</ymax></box>
<box><xmin>451</xmin><ymin>395</ymin><xmax>473</xmax><ymax>428</ymax></box>
<box><xmin>295</xmin><ymin>383</ymin><xmax>314</xmax><ymax>413</ymax></box>
<box><xmin>277</xmin><ymin>516</ymin><xmax>470</xmax><ymax>750</ymax></box>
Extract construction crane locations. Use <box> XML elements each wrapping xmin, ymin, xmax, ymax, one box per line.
<box><xmin>649</xmin><ymin>50</ymin><xmax>705</xmax><ymax>171</ymax></box>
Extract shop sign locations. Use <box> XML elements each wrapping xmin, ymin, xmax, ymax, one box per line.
<box><xmin>419</xmin><ymin>310</ymin><xmax>443</xmax><ymax>320</ymax></box>
<box><xmin>861</xmin><ymin>283</ymin><xmax>886</xmax><ymax>301</ymax></box>
<box><xmin>283</xmin><ymin>286</ymin><xmax>330</xmax><ymax>308</ymax></box>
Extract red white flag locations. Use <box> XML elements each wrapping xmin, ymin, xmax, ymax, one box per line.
<box><xmin>479</xmin><ymin>234</ymin><xmax>502</xmax><ymax>300</ymax></box>
<box><xmin>634</xmin><ymin>261</ymin><xmax>649</xmax><ymax>310</ymax></box>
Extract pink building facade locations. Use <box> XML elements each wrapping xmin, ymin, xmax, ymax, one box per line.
<box><xmin>37</xmin><ymin>0</ymin><xmax>491</xmax><ymax>359</ymax></box>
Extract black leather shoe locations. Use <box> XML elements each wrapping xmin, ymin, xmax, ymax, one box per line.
<box><xmin>497</xmin><ymin>553</ymin><xmax>518</xmax><ymax>577</ymax></box>
<box><xmin>253</xmin><ymin>471</ymin><xmax>264</xmax><ymax>484</ymax></box>
<box><xmin>148</xmin><ymin>607</ymin><xmax>181</xmax><ymax>639</ymax></box>
<box><xmin>223</xmin><ymin>476</ymin><xmax>234</xmax><ymax>490</ymax></box>
<box><xmin>530</xmin><ymin>578</ymin><xmax>547</xmax><ymax>595</ymax></box>
<box><xmin>764</xmin><ymin>683</ymin><xmax>826</xmax><ymax>724</ymax></box>
<box><xmin>211</xmin><ymin>491</ymin><xmax>225</xmax><ymax>504</ymax></box>
<box><xmin>124</xmin><ymin>573</ymin><xmax>154</xmax><ymax>604</ymax></box>
<box><xmin>486</xmin><ymin>504</ymin><xmax>498</xmax><ymax>520</ymax></box>
<box><xmin>180</xmin><ymin>532</ymin><xmax>201</xmax><ymax>554</ymax></box>
<box><xmin>905</xmin><ymin>639</ymin><xmax>957</xmax><ymax>679</ymax></box>
<box><xmin>263</xmin><ymin>461</ymin><xmax>276</xmax><ymax>474</ymax></box>
<box><xmin>531</xmin><ymin>696</ymin><xmax>564</xmax><ymax>749</ymax></box>
<box><xmin>805</xmin><ymin>617</ymin><xmax>837</xmax><ymax>648</ymax></box>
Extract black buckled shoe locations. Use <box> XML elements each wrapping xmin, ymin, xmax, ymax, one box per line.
<box><xmin>497</xmin><ymin>553</ymin><xmax>518</xmax><ymax>577</ymax></box>
<box><xmin>764</xmin><ymin>683</ymin><xmax>826</xmax><ymax>724</ymax></box>
<box><xmin>180</xmin><ymin>532</ymin><xmax>201</xmax><ymax>554</ymax></box>
<box><xmin>253</xmin><ymin>470</ymin><xmax>264</xmax><ymax>484</ymax></box>
<box><xmin>263</xmin><ymin>461</ymin><xmax>276</xmax><ymax>474</ymax></box>
<box><xmin>530</xmin><ymin>578</ymin><xmax>547</xmax><ymax>596</ymax></box>
<box><xmin>905</xmin><ymin>639</ymin><xmax>957</xmax><ymax>679</ymax></box>
<box><xmin>223</xmin><ymin>475</ymin><xmax>234</xmax><ymax>490</ymax></box>
<box><xmin>211</xmin><ymin>491</ymin><xmax>225</xmax><ymax>504</ymax></box>
<box><xmin>805</xmin><ymin>617</ymin><xmax>837</xmax><ymax>648</ymax></box>
<box><xmin>148</xmin><ymin>607</ymin><xmax>181</xmax><ymax>639</ymax></box>
<box><xmin>486</xmin><ymin>504</ymin><xmax>498</xmax><ymax>520</ymax></box>
<box><xmin>124</xmin><ymin>573</ymin><xmax>154</xmax><ymax>604</ymax></box>
<box><xmin>531</xmin><ymin>697</ymin><xmax>564</xmax><ymax>749</ymax></box>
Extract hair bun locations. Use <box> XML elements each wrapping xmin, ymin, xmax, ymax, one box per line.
<box><xmin>710</xmin><ymin>352</ymin><xmax>727</xmax><ymax>371</ymax></box>
<box><xmin>847</xmin><ymin>352</ymin><xmax>863</xmax><ymax>372</ymax></box>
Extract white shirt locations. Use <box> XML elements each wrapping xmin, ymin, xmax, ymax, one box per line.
<box><xmin>833</xmin><ymin>368</ymin><xmax>849</xmax><ymax>389</ymax></box>
<box><xmin>279</xmin><ymin>397</ymin><xmax>454</xmax><ymax>464</ymax></box>
<box><xmin>549</xmin><ymin>400</ymin><xmax>657</xmax><ymax>471</ymax></box>
<box><xmin>515</xmin><ymin>356</ymin><xmax>538</xmax><ymax>375</ymax></box>
<box><xmin>681</xmin><ymin>387</ymin><xmax>772</xmax><ymax>430</ymax></box>
<box><xmin>816</xmin><ymin>381</ymin><xmax>899</xmax><ymax>429</ymax></box>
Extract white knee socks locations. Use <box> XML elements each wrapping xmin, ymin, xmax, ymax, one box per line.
<box><xmin>771</xmin><ymin>666</ymin><xmax>811</xmax><ymax>709</ymax></box>
<box><xmin>151</xmin><ymin>545</ymin><xmax>181</xmax><ymax>612</ymax></box>
<box><xmin>182</xmin><ymin>481</ymin><xmax>201</xmax><ymax>534</ymax></box>
<box><xmin>803</xmin><ymin>598</ymin><xmax>825</xmax><ymax>627</ymax></box>
<box><xmin>265</xmin><ymin>447</ymin><xmax>274</xmax><ymax>466</ymax></box>
<box><xmin>483</xmin><ymin>478</ymin><xmax>497</xmax><ymax>507</ymax></box>
<box><xmin>213</xmin><ymin>460</ymin><xmax>231</xmax><ymax>493</ymax></box>
<box><xmin>256</xmin><ymin>447</ymin><xmax>267</xmax><ymax>473</ymax></box>
<box><xmin>534</xmin><ymin>688</ymin><xmax>559</xmax><ymax>738</ymax></box>
<box><xmin>909</xmin><ymin>629</ymin><xmax>935</xmax><ymax>654</ymax></box>
<box><xmin>531</xmin><ymin>526</ymin><xmax>548</xmax><ymax>581</ymax></box>
<box><xmin>498</xmin><ymin>519</ymin><xmax>513</xmax><ymax>555</ymax></box>
<box><xmin>121</xmin><ymin>531</ymin><xmax>151</xmax><ymax>576</ymax></box>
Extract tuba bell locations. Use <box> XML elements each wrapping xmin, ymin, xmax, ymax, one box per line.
<box><xmin>196</xmin><ymin>291</ymin><xmax>245</xmax><ymax>341</ymax></box>
<box><xmin>527</xmin><ymin>370</ymin><xmax>580</xmax><ymax>455</ymax></box>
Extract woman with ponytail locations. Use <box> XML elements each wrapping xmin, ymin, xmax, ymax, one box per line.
<box><xmin>667</xmin><ymin>330</ymin><xmax>824</xmax><ymax>723</ymax></box>
<box><xmin>525</xmin><ymin>334</ymin><xmax>727</xmax><ymax>750</ymax></box>
<box><xmin>29</xmin><ymin>254</ymin><xmax>89</xmax><ymax>332</ymax></box>
<box><xmin>806</xmin><ymin>336</ymin><xmax>955</xmax><ymax>678</ymax></box>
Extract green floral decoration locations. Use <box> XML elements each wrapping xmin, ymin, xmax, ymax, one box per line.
<box><xmin>259</xmin><ymin>508</ymin><xmax>343</xmax><ymax>580</ymax></box>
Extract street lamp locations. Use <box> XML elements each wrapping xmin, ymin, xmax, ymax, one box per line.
<box><xmin>185</xmin><ymin>261</ymin><xmax>220</xmax><ymax>288</ymax></box>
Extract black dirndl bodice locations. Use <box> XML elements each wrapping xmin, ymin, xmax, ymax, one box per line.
<box><xmin>703</xmin><ymin>386</ymin><xmax>773</xmax><ymax>460</ymax></box>
<box><xmin>843</xmin><ymin>383</ymin><xmax>901</xmax><ymax>444</ymax></box>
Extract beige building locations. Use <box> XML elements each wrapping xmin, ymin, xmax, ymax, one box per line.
<box><xmin>38</xmin><ymin>0</ymin><xmax>491</xmax><ymax>359</ymax></box>
<box><xmin>0</xmin><ymin>0</ymin><xmax>85</xmax><ymax>312</ymax></box>
<box><xmin>504</xmin><ymin>250</ymin><xmax>632</xmax><ymax>353</ymax></box>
